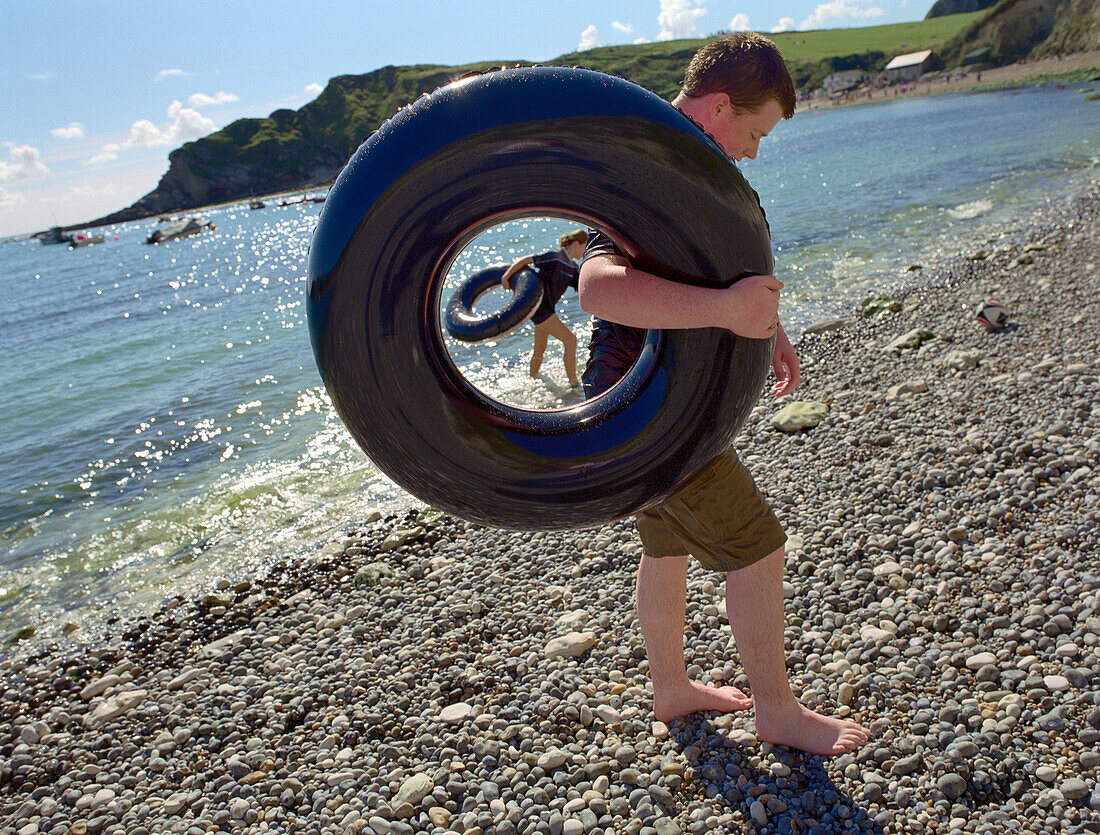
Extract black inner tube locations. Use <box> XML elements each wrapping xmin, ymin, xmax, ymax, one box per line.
<box><xmin>306</xmin><ymin>67</ymin><xmax>775</xmax><ymax>530</ymax></box>
<box><xmin>444</xmin><ymin>265</ymin><xmax>543</xmax><ymax>343</ymax></box>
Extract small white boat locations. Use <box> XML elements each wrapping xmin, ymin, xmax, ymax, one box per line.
<box><xmin>70</xmin><ymin>233</ymin><xmax>105</xmax><ymax>248</ymax></box>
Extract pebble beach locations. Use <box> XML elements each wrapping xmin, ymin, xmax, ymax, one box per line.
<box><xmin>2</xmin><ymin>180</ymin><xmax>1099</xmax><ymax>834</ymax></box>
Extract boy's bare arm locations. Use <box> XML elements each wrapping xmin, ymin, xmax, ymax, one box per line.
<box><xmin>578</xmin><ymin>253</ymin><xmax>782</xmax><ymax>339</ymax></box>
<box><xmin>771</xmin><ymin>324</ymin><xmax>800</xmax><ymax>396</ymax></box>
<box><xmin>501</xmin><ymin>255</ymin><xmax>534</xmax><ymax>290</ymax></box>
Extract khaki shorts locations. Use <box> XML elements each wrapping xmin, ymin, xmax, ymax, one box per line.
<box><xmin>636</xmin><ymin>448</ymin><xmax>786</xmax><ymax>573</ymax></box>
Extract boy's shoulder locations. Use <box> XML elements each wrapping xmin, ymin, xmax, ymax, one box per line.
<box><xmin>581</xmin><ymin>230</ymin><xmax>620</xmax><ymax>263</ymax></box>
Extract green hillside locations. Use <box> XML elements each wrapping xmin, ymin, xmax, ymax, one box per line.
<box><xmin>92</xmin><ymin>12</ymin><xmax>989</xmax><ymax>224</ymax></box>
<box><xmin>550</xmin><ymin>12</ymin><xmax>985</xmax><ymax>94</ymax></box>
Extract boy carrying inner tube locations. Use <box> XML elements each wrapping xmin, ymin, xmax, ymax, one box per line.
<box><xmin>501</xmin><ymin>229</ymin><xmax>588</xmax><ymax>387</ymax></box>
<box><xmin>578</xmin><ymin>33</ymin><xmax>870</xmax><ymax>756</ymax></box>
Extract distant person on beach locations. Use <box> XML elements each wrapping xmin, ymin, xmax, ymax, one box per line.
<box><xmin>578</xmin><ymin>33</ymin><xmax>870</xmax><ymax>756</ymax></box>
<box><xmin>501</xmin><ymin>229</ymin><xmax>587</xmax><ymax>387</ymax></box>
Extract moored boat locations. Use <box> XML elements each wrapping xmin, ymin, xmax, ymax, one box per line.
<box><xmin>69</xmin><ymin>233</ymin><xmax>105</xmax><ymax>248</ymax></box>
<box><xmin>39</xmin><ymin>227</ymin><xmax>75</xmax><ymax>246</ymax></box>
<box><xmin>146</xmin><ymin>216</ymin><xmax>215</xmax><ymax>244</ymax></box>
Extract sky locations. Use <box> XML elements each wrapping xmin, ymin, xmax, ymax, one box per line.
<box><xmin>0</xmin><ymin>0</ymin><xmax>923</xmax><ymax>237</ymax></box>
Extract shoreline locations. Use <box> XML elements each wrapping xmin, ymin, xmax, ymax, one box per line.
<box><xmin>796</xmin><ymin>49</ymin><xmax>1100</xmax><ymax>113</ymax></box>
<box><xmin>2</xmin><ymin>180</ymin><xmax>1099</xmax><ymax>832</ymax></box>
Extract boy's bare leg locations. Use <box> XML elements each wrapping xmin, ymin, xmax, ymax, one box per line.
<box><xmin>726</xmin><ymin>547</ymin><xmax>871</xmax><ymax>756</ymax></box>
<box><xmin>529</xmin><ymin>326</ymin><xmax>549</xmax><ymax>377</ymax></box>
<box><xmin>539</xmin><ymin>314</ymin><xmax>579</xmax><ymax>386</ymax></box>
<box><xmin>636</xmin><ymin>554</ymin><xmax>752</xmax><ymax>723</ymax></box>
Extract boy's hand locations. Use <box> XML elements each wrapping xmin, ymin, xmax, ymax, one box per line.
<box><xmin>771</xmin><ymin>324</ymin><xmax>800</xmax><ymax>396</ymax></box>
<box><xmin>724</xmin><ymin>274</ymin><xmax>782</xmax><ymax>339</ymax></box>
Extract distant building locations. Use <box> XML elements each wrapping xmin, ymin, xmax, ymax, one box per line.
<box><xmin>823</xmin><ymin>69</ymin><xmax>871</xmax><ymax>96</ymax></box>
<box><xmin>883</xmin><ymin>50</ymin><xmax>935</xmax><ymax>82</ymax></box>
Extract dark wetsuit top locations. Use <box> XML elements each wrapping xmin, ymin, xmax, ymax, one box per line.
<box><xmin>530</xmin><ymin>248</ymin><xmax>579</xmax><ymax>325</ymax></box>
<box><xmin>579</xmin><ymin>231</ymin><xmax>646</xmax><ymax>397</ymax></box>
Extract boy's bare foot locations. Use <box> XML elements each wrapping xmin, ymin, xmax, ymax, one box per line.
<box><xmin>653</xmin><ymin>681</ymin><xmax>753</xmax><ymax>723</ymax></box>
<box><xmin>755</xmin><ymin>701</ymin><xmax>870</xmax><ymax>756</ymax></box>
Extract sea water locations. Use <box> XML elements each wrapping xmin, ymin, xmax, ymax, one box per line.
<box><xmin>0</xmin><ymin>83</ymin><xmax>1097</xmax><ymax>645</ymax></box>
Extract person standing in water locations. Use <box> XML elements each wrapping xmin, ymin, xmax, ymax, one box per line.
<box><xmin>501</xmin><ymin>229</ymin><xmax>588</xmax><ymax>387</ymax></box>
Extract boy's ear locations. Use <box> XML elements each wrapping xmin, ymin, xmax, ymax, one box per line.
<box><xmin>711</xmin><ymin>92</ymin><xmax>732</xmax><ymax>118</ymax></box>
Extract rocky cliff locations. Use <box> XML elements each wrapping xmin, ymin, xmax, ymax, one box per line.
<box><xmin>940</xmin><ymin>0</ymin><xmax>1100</xmax><ymax>63</ymax></box>
<box><xmin>1035</xmin><ymin>0</ymin><xmax>1100</xmax><ymax>55</ymax></box>
<box><xmin>926</xmin><ymin>0</ymin><xmax>999</xmax><ymax>19</ymax></box>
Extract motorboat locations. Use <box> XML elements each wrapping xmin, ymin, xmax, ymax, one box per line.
<box><xmin>39</xmin><ymin>227</ymin><xmax>75</xmax><ymax>246</ymax></box>
<box><xmin>146</xmin><ymin>216</ymin><xmax>215</xmax><ymax>244</ymax></box>
<box><xmin>70</xmin><ymin>233</ymin><xmax>105</xmax><ymax>248</ymax></box>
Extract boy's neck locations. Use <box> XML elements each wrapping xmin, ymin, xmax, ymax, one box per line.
<box><xmin>671</xmin><ymin>92</ymin><xmax>711</xmax><ymax>126</ymax></box>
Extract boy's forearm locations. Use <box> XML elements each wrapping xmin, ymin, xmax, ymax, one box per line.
<box><xmin>501</xmin><ymin>255</ymin><xmax>534</xmax><ymax>283</ymax></box>
<box><xmin>578</xmin><ymin>260</ymin><xmax>732</xmax><ymax>330</ymax></box>
<box><xmin>579</xmin><ymin>256</ymin><xmax>782</xmax><ymax>339</ymax></box>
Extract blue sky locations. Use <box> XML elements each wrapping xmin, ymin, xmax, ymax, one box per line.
<box><xmin>0</xmin><ymin>0</ymin><xmax>923</xmax><ymax>237</ymax></box>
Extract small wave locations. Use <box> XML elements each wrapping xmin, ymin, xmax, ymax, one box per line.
<box><xmin>948</xmin><ymin>199</ymin><xmax>993</xmax><ymax>219</ymax></box>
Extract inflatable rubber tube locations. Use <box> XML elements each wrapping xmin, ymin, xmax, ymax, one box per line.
<box><xmin>444</xmin><ymin>265</ymin><xmax>543</xmax><ymax>343</ymax></box>
<box><xmin>307</xmin><ymin>66</ymin><xmax>775</xmax><ymax>530</ymax></box>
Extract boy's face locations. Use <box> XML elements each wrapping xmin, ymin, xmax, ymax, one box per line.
<box><xmin>707</xmin><ymin>98</ymin><xmax>784</xmax><ymax>162</ymax></box>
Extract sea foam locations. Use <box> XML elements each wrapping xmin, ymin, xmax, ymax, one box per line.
<box><xmin>948</xmin><ymin>199</ymin><xmax>993</xmax><ymax>219</ymax></box>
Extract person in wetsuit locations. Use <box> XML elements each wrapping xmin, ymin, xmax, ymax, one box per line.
<box><xmin>501</xmin><ymin>229</ymin><xmax>587</xmax><ymax>387</ymax></box>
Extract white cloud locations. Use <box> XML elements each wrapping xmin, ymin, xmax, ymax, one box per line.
<box><xmin>612</xmin><ymin>21</ymin><xmax>634</xmax><ymax>34</ymax></box>
<box><xmin>634</xmin><ymin>37</ymin><xmax>652</xmax><ymax>44</ymax></box>
<box><xmin>26</xmin><ymin>71</ymin><xmax>56</xmax><ymax>81</ymax></box>
<box><xmin>51</xmin><ymin>122</ymin><xmax>86</xmax><ymax>140</ymax></box>
<box><xmin>578</xmin><ymin>24</ymin><xmax>600</xmax><ymax>50</ymax></box>
<box><xmin>125</xmin><ymin>119</ymin><xmax>167</xmax><ymax>147</ymax></box>
<box><xmin>658</xmin><ymin>0</ymin><xmax>706</xmax><ymax>40</ymax></box>
<box><xmin>85</xmin><ymin>100</ymin><xmax>214</xmax><ymax>166</ymax></box>
<box><xmin>771</xmin><ymin>16</ymin><xmax>795</xmax><ymax>32</ymax></box>
<box><xmin>729</xmin><ymin>13</ymin><xmax>750</xmax><ymax>31</ymax></box>
<box><xmin>0</xmin><ymin>156</ymin><xmax>169</xmax><ymax>237</ymax></box>
<box><xmin>155</xmin><ymin>68</ymin><xmax>186</xmax><ymax>81</ymax></box>
<box><xmin>188</xmin><ymin>90</ymin><xmax>239</xmax><ymax>108</ymax></box>
<box><xmin>305</xmin><ymin>82</ymin><xmax>324</xmax><ymax>96</ymax></box>
<box><xmin>0</xmin><ymin>186</ymin><xmax>26</xmax><ymax>210</ymax></box>
<box><xmin>800</xmin><ymin>1</ymin><xmax>885</xmax><ymax>29</ymax></box>
<box><xmin>164</xmin><ymin>100</ymin><xmax>216</xmax><ymax>142</ymax></box>
<box><xmin>84</xmin><ymin>151</ymin><xmax>118</xmax><ymax>167</ymax></box>
<box><xmin>0</xmin><ymin>145</ymin><xmax>49</xmax><ymax>182</ymax></box>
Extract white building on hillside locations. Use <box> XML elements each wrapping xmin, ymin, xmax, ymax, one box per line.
<box><xmin>883</xmin><ymin>50</ymin><xmax>935</xmax><ymax>82</ymax></box>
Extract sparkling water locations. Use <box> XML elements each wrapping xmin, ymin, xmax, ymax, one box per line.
<box><xmin>0</xmin><ymin>83</ymin><xmax>1096</xmax><ymax>644</ymax></box>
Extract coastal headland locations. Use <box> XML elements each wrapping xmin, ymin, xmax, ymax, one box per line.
<box><xmin>3</xmin><ymin>178</ymin><xmax>1098</xmax><ymax>831</ymax></box>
